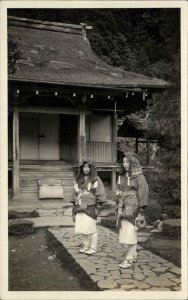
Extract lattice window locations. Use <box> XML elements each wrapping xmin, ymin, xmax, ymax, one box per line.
<box><xmin>86</xmin><ymin>142</ymin><xmax>112</xmax><ymax>162</ymax></box>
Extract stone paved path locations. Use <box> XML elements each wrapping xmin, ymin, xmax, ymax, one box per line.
<box><xmin>24</xmin><ymin>216</ymin><xmax>73</xmax><ymax>227</ymax></box>
<box><xmin>49</xmin><ymin>226</ymin><xmax>181</xmax><ymax>291</ymax></box>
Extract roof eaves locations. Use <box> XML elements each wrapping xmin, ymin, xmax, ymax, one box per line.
<box><xmin>9</xmin><ymin>78</ymin><xmax>170</xmax><ymax>91</ymax></box>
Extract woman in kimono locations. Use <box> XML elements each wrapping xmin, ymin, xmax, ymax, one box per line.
<box><xmin>71</xmin><ymin>159</ymin><xmax>106</xmax><ymax>255</ymax></box>
<box><xmin>116</xmin><ymin>152</ymin><xmax>149</xmax><ymax>268</ymax></box>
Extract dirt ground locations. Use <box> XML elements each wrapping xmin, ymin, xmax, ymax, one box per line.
<box><xmin>9</xmin><ymin>228</ymin><xmax>94</xmax><ymax>291</ymax></box>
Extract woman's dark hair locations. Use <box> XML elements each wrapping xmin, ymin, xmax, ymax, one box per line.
<box><xmin>118</xmin><ymin>160</ymin><xmax>126</xmax><ymax>176</ymax></box>
<box><xmin>119</xmin><ymin>152</ymin><xmax>142</xmax><ymax>177</ymax></box>
<box><xmin>76</xmin><ymin>159</ymin><xmax>97</xmax><ymax>183</ymax></box>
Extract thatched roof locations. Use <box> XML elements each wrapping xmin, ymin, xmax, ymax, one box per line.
<box><xmin>118</xmin><ymin>116</ymin><xmax>146</xmax><ymax>137</ymax></box>
<box><xmin>8</xmin><ymin>16</ymin><xmax>169</xmax><ymax>90</ymax></box>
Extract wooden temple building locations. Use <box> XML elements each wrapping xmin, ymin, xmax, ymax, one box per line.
<box><xmin>8</xmin><ymin>16</ymin><xmax>168</xmax><ymax>205</ymax></box>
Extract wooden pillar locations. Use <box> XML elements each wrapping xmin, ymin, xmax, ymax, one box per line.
<box><xmin>112</xmin><ymin>113</ymin><xmax>117</xmax><ymax>191</ymax></box>
<box><xmin>13</xmin><ymin>104</ymin><xmax>19</xmax><ymax>200</ymax></box>
<box><xmin>135</xmin><ymin>137</ymin><xmax>138</xmax><ymax>154</ymax></box>
<box><xmin>112</xmin><ymin>113</ymin><xmax>117</xmax><ymax>163</ymax></box>
<box><xmin>147</xmin><ymin>139</ymin><xmax>151</xmax><ymax>165</ymax></box>
<box><xmin>78</xmin><ymin>108</ymin><xmax>86</xmax><ymax>162</ymax></box>
<box><xmin>111</xmin><ymin>168</ymin><xmax>117</xmax><ymax>192</ymax></box>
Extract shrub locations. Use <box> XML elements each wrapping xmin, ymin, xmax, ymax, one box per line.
<box><xmin>8</xmin><ymin>210</ymin><xmax>39</xmax><ymax>220</ymax></box>
<box><xmin>8</xmin><ymin>219</ymin><xmax>35</xmax><ymax>236</ymax></box>
<box><xmin>162</xmin><ymin>205</ymin><xmax>181</xmax><ymax>219</ymax></box>
<box><xmin>163</xmin><ymin>218</ymin><xmax>181</xmax><ymax>238</ymax></box>
<box><xmin>145</xmin><ymin>201</ymin><xmax>162</xmax><ymax>224</ymax></box>
<box><xmin>100</xmin><ymin>215</ymin><xmax>117</xmax><ymax>228</ymax></box>
<box><xmin>8</xmin><ymin>210</ymin><xmax>18</xmax><ymax>220</ymax></box>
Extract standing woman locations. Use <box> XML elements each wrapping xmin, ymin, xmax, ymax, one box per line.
<box><xmin>116</xmin><ymin>152</ymin><xmax>149</xmax><ymax>268</ymax></box>
<box><xmin>71</xmin><ymin>159</ymin><xmax>106</xmax><ymax>255</ymax></box>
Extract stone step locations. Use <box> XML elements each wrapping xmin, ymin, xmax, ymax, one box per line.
<box><xmin>36</xmin><ymin>206</ymin><xmax>72</xmax><ymax>217</ymax></box>
<box><xmin>9</xmin><ymin>197</ymin><xmax>72</xmax><ymax>208</ymax></box>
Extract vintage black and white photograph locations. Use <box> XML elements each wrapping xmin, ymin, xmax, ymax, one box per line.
<box><xmin>0</xmin><ymin>1</ymin><xmax>187</xmax><ymax>299</ymax></box>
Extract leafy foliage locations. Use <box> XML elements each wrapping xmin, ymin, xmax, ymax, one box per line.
<box><xmin>163</xmin><ymin>218</ymin><xmax>181</xmax><ymax>238</ymax></box>
<box><xmin>8</xmin><ymin>219</ymin><xmax>35</xmax><ymax>236</ymax></box>
<box><xmin>145</xmin><ymin>86</ymin><xmax>180</xmax><ymax>202</ymax></box>
<box><xmin>145</xmin><ymin>201</ymin><xmax>162</xmax><ymax>224</ymax></box>
<box><xmin>8</xmin><ymin>209</ymin><xmax>40</xmax><ymax>220</ymax></box>
<box><xmin>162</xmin><ymin>205</ymin><xmax>181</xmax><ymax>219</ymax></box>
<box><xmin>8</xmin><ymin>34</ymin><xmax>22</xmax><ymax>75</ymax></box>
<box><xmin>8</xmin><ymin>210</ymin><xmax>18</xmax><ymax>220</ymax></box>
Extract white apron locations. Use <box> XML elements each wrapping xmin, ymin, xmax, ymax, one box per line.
<box><xmin>75</xmin><ymin>212</ymin><xmax>97</xmax><ymax>234</ymax></box>
<box><xmin>119</xmin><ymin>219</ymin><xmax>137</xmax><ymax>244</ymax></box>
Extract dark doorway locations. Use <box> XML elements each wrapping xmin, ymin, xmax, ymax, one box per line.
<box><xmin>59</xmin><ymin>115</ymin><xmax>77</xmax><ymax>162</ymax></box>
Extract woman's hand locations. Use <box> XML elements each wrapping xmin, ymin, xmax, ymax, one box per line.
<box><xmin>116</xmin><ymin>190</ymin><xmax>122</xmax><ymax>196</ymax></box>
<box><xmin>139</xmin><ymin>208</ymin><xmax>145</xmax><ymax>215</ymax></box>
<box><xmin>95</xmin><ymin>205</ymin><xmax>102</xmax><ymax>216</ymax></box>
<box><xmin>76</xmin><ymin>188</ymin><xmax>82</xmax><ymax>194</ymax></box>
<box><xmin>116</xmin><ymin>211</ymin><xmax>122</xmax><ymax>228</ymax></box>
<box><xmin>82</xmin><ymin>190</ymin><xmax>90</xmax><ymax>195</ymax></box>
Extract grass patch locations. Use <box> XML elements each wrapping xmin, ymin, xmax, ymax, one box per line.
<box><xmin>9</xmin><ymin>219</ymin><xmax>35</xmax><ymax>236</ymax></box>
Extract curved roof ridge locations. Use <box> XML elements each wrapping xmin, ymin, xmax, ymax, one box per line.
<box><xmin>8</xmin><ymin>16</ymin><xmax>93</xmax><ymax>36</ymax></box>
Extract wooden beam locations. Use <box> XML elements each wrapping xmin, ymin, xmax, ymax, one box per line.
<box><xmin>13</xmin><ymin>105</ymin><xmax>19</xmax><ymax>200</ymax></box>
<box><xmin>92</xmin><ymin>108</ymin><xmax>123</xmax><ymax>113</ymax></box>
<box><xmin>112</xmin><ymin>114</ymin><xmax>117</xmax><ymax>163</ymax></box>
<box><xmin>17</xmin><ymin>106</ymin><xmax>87</xmax><ymax>115</ymax></box>
<box><xmin>135</xmin><ymin>137</ymin><xmax>138</xmax><ymax>154</ymax></box>
<box><xmin>78</xmin><ymin>108</ymin><xmax>86</xmax><ymax>162</ymax></box>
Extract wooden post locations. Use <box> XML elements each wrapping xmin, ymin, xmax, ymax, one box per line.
<box><xmin>135</xmin><ymin>137</ymin><xmax>138</xmax><ymax>154</ymax></box>
<box><xmin>13</xmin><ymin>104</ymin><xmax>19</xmax><ymax>200</ymax></box>
<box><xmin>111</xmin><ymin>113</ymin><xmax>117</xmax><ymax>191</ymax></box>
<box><xmin>111</xmin><ymin>168</ymin><xmax>117</xmax><ymax>192</ymax></box>
<box><xmin>147</xmin><ymin>139</ymin><xmax>151</xmax><ymax>165</ymax></box>
<box><xmin>78</xmin><ymin>108</ymin><xmax>86</xmax><ymax>162</ymax></box>
<box><xmin>112</xmin><ymin>113</ymin><xmax>117</xmax><ymax>163</ymax></box>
